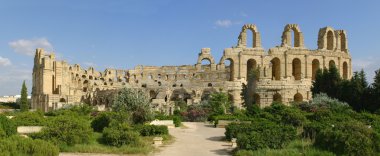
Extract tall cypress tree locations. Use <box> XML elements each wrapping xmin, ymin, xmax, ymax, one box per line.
<box><xmin>20</xmin><ymin>81</ymin><xmax>28</xmax><ymax>112</ymax></box>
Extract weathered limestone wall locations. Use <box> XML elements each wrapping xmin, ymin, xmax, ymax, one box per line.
<box><xmin>32</xmin><ymin>24</ymin><xmax>352</xmax><ymax>112</ymax></box>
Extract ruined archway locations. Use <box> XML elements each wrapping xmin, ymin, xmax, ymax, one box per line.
<box><xmin>247</xmin><ymin>59</ymin><xmax>257</xmax><ymax>79</ymax></box>
<box><xmin>327</xmin><ymin>31</ymin><xmax>334</xmax><ymax>50</ymax></box>
<box><xmin>281</xmin><ymin>24</ymin><xmax>304</xmax><ymax>47</ymax></box>
<box><xmin>271</xmin><ymin>57</ymin><xmax>281</xmax><ymax>80</ymax></box>
<box><xmin>224</xmin><ymin>58</ymin><xmax>234</xmax><ymax>81</ymax></box>
<box><xmin>343</xmin><ymin>62</ymin><xmax>348</xmax><ymax>79</ymax></box>
<box><xmin>201</xmin><ymin>58</ymin><xmax>212</xmax><ymax>71</ymax></box>
<box><xmin>294</xmin><ymin>93</ymin><xmax>303</xmax><ymax>103</ymax></box>
<box><xmin>312</xmin><ymin>59</ymin><xmax>320</xmax><ymax>81</ymax></box>
<box><xmin>292</xmin><ymin>58</ymin><xmax>301</xmax><ymax>80</ymax></box>
<box><xmin>237</xmin><ymin>24</ymin><xmax>261</xmax><ymax>48</ymax></box>
<box><xmin>273</xmin><ymin>93</ymin><xmax>282</xmax><ymax>103</ymax></box>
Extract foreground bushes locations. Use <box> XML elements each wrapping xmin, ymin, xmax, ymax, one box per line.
<box><xmin>0</xmin><ymin>135</ymin><xmax>59</xmax><ymax>156</ymax></box>
<box><xmin>33</xmin><ymin>115</ymin><xmax>93</xmax><ymax>146</ymax></box>
<box><xmin>12</xmin><ymin>111</ymin><xmax>47</xmax><ymax>126</ymax></box>
<box><xmin>315</xmin><ymin>120</ymin><xmax>380</xmax><ymax>155</ymax></box>
<box><xmin>0</xmin><ymin>115</ymin><xmax>16</xmax><ymax>138</ymax></box>
<box><xmin>235</xmin><ymin>122</ymin><xmax>296</xmax><ymax>150</ymax></box>
<box><xmin>136</xmin><ymin>125</ymin><xmax>168</xmax><ymax>136</ymax></box>
<box><xmin>102</xmin><ymin>124</ymin><xmax>141</xmax><ymax>147</ymax></box>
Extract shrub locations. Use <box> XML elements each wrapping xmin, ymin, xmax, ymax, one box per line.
<box><xmin>0</xmin><ymin>135</ymin><xmax>59</xmax><ymax>156</ymax></box>
<box><xmin>225</xmin><ymin>123</ymin><xmax>253</xmax><ymax>141</ymax></box>
<box><xmin>102</xmin><ymin>124</ymin><xmax>141</xmax><ymax>147</ymax></box>
<box><xmin>91</xmin><ymin>112</ymin><xmax>116</xmax><ymax>132</ymax></box>
<box><xmin>112</xmin><ymin>88</ymin><xmax>153</xmax><ymax>124</ymax></box>
<box><xmin>315</xmin><ymin>120</ymin><xmax>380</xmax><ymax>155</ymax></box>
<box><xmin>0</xmin><ymin>115</ymin><xmax>16</xmax><ymax>137</ymax></box>
<box><xmin>236</xmin><ymin>122</ymin><xmax>296</xmax><ymax>150</ymax></box>
<box><xmin>172</xmin><ymin>116</ymin><xmax>181</xmax><ymax>127</ymax></box>
<box><xmin>136</xmin><ymin>125</ymin><xmax>168</xmax><ymax>136</ymax></box>
<box><xmin>12</xmin><ymin>111</ymin><xmax>47</xmax><ymax>126</ymax></box>
<box><xmin>33</xmin><ymin>115</ymin><xmax>93</xmax><ymax>146</ymax></box>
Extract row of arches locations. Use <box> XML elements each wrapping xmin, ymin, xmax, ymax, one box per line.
<box><xmin>252</xmin><ymin>92</ymin><xmax>304</xmax><ymax>105</ymax></box>
<box><xmin>235</xmin><ymin>24</ymin><xmax>348</xmax><ymax>51</ymax></box>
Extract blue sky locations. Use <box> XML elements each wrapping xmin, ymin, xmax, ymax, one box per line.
<box><xmin>1</xmin><ymin>0</ymin><xmax>380</xmax><ymax>96</ymax></box>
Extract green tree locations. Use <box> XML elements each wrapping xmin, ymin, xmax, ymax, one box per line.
<box><xmin>112</xmin><ymin>88</ymin><xmax>153</xmax><ymax>124</ymax></box>
<box><xmin>208</xmin><ymin>92</ymin><xmax>231</xmax><ymax>115</ymax></box>
<box><xmin>20</xmin><ymin>81</ymin><xmax>28</xmax><ymax>112</ymax></box>
<box><xmin>368</xmin><ymin>68</ymin><xmax>380</xmax><ymax>112</ymax></box>
<box><xmin>241</xmin><ymin>67</ymin><xmax>260</xmax><ymax>115</ymax></box>
<box><xmin>339</xmin><ymin>70</ymin><xmax>369</xmax><ymax>111</ymax></box>
<box><xmin>311</xmin><ymin>66</ymin><xmax>342</xmax><ymax>98</ymax></box>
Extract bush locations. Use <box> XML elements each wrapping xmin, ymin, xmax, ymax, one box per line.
<box><xmin>102</xmin><ymin>124</ymin><xmax>141</xmax><ymax>147</ymax></box>
<box><xmin>45</xmin><ymin>104</ymin><xmax>94</xmax><ymax>117</ymax></box>
<box><xmin>0</xmin><ymin>115</ymin><xmax>16</xmax><ymax>137</ymax></box>
<box><xmin>172</xmin><ymin>116</ymin><xmax>181</xmax><ymax>127</ymax></box>
<box><xmin>0</xmin><ymin>135</ymin><xmax>59</xmax><ymax>156</ymax></box>
<box><xmin>236</xmin><ymin>122</ymin><xmax>296</xmax><ymax>150</ymax></box>
<box><xmin>136</xmin><ymin>125</ymin><xmax>168</xmax><ymax>136</ymax></box>
<box><xmin>225</xmin><ymin>123</ymin><xmax>253</xmax><ymax>141</ymax></box>
<box><xmin>33</xmin><ymin>115</ymin><xmax>93</xmax><ymax>146</ymax></box>
<box><xmin>315</xmin><ymin>120</ymin><xmax>380</xmax><ymax>155</ymax></box>
<box><xmin>91</xmin><ymin>112</ymin><xmax>116</xmax><ymax>132</ymax></box>
<box><xmin>12</xmin><ymin>111</ymin><xmax>47</xmax><ymax>126</ymax></box>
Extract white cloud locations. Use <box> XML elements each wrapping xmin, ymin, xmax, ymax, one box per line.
<box><xmin>9</xmin><ymin>38</ymin><xmax>53</xmax><ymax>56</ymax></box>
<box><xmin>215</xmin><ymin>19</ymin><xmax>233</xmax><ymax>28</ymax></box>
<box><xmin>0</xmin><ymin>56</ymin><xmax>11</xmax><ymax>66</ymax></box>
<box><xmin>352</xmin><ymin>57</ymin><xmax>380</xmax><ymax>82</ymax></box>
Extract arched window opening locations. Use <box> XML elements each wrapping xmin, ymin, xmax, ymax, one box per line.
<box><xmin>225</xmin><ymin>58</ymin><xmax>234</xmax><ymax>81</ymax></box>
<box><xmin>294</xmin><ymin>93</ymin><xmax>303</xmax><ymax>103</ymax></box>
<box><xmin>327</xmin><ymin>31</ymin><xmax>334</xmax><ymax>50</ymax></box>
<box><xmin>292</xmin><ymin>58</ymin><xmax>301</xmax><ymax>80</ymax></box>
<box><xmin>271</xmin><ymin>58</ymin><xmax>281</xmax><ymax>80</ymax></box>
<box><xmin>83</xmin><ymin>87</ymin><xmax>87</xmax><ymax>92</ymax></box>
<box><xmin>329</xmin><ymin>60</ymin><xmax>336</xmax><ymax>68</ymax></box>
<box><xmin>201</xmin><ymin>59</ymin><xmax>211</xmax><ymax>71</ymax></box>
<box><xmin>150</xmin><ymin>90</ymin><xmax>156</xmax><ymax>99</ymax></box>
<box><xmin>341</xmin><ymin>33</ymin><xmax>347</xmax><ymax>51</ymax></box>
<box><xmin>208</xmin><ymin>83</ymin><xmax>212</xmax><ymax>87</ymax></box>
<box><xmin>59</xmin><ymin>98</ymin><xmax>66</xmax><ymax>103</ymax></box>
<box><xmin>273</xmin><ymin>93</ymin><xmax>282</xmax><ymax>103</ymax></box>
<box><xmin>247</xmin><ymin>59</ymin><xmax>257</xmax><ymax>79</ymax></box>
<box><xmin>343</xmin><ymin>62</ymin><xmax>348</xmax><ymax>79</ymax></box>
<box><xmin>312</xmin><ymin>59</ymin><xmax>320</xmax><ymax>81</ymax></box>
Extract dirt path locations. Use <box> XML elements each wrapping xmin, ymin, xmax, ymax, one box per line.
<box><xmin>153</xmin><ymin>122</ymin><xmax>232</xmax><ymax>156</ymax></box>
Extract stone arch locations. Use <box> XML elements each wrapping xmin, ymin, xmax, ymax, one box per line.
<box><xmin>281</xmin><ymin>24</ymin><xmax>304</xmax><ymax>47</ymax></box>
<box><xmin>237</xmin><ymin>24</ymin><xmax>262</xmax><ymax>48</ymax></box>
<box><xmin>149</xmin><ymin>90</ymin><xmax>156</xmax><ymax>99</ymax></box>
<box><xmin>294</xmin><ymin>93</ymin><xmax>303</xmax><ymax>102</ymax></box>
<box><xmin>253</xmin><ymin>93</ymin><xmax>260</xmax><ymax>104</ymax></box>
<box><xmin>273</xmin><ymin>93</ymin><xmax>282</xmax><ymax>103</ymax></box>
<box><xmin>224</xmin><ymin>58</ymin><xmax>234</xmax><ymax>81</ymax></box>
<box><xmin>335</xmin><ymin>30</ymin><xmax>348</xmax><ymax>52</ymax></box>
<box><xmin>318</xmin><ymin>27</ymin><xmax>336</xmax><ymax>50</ymax></box>
<box><xmin>292</xmin><ymin>58</ymin><xmax>302</xmax><ymax>80</ymax></box>
<box><xmin>343</xmin><ymin>61</ymin><xmax>348</xmax><ymax>79</ymax></box>
<box><xmin>271</xmin><ymin>57</ymin><xmax>281</xmax><ymax>80</ymax></box>
<box><xmin>196</xmin><ymin>48</ymin><xmax>215</xmax><ymax>67</ymax></box>
<box><xmin>208</xmin><ymin>83</ymin><xmax>212</xmax><ymax>87</ymax></box>
<box><xmin>312</xmin><ymin>59</ymin><xmax>320</xmax><ymax>81</ymax></box>
<box><xmin>247</xmin><ymin>59</ymin><xmax>257</xmax><ymax>79</ymax></box>
<box><xmin>329</xmin><ymin>60</ymin><xmax>336</xmax><ymax>68</ymax></box>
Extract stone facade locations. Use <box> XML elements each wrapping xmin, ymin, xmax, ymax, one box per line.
<box><xmin>32</xmin><ymin>24</ymin><xmax>352</xmax><ymax>113</ymax></box>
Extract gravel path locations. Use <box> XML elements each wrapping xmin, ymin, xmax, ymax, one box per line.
<box><xmin>153</xmin><ymin>122</ymin><xmax>232</xmax><ymax>156</ymax></box>
<box><xmin>60</xmin><ymin>122</ymin><xmax>232</xmax><ymax>156</ymax></box>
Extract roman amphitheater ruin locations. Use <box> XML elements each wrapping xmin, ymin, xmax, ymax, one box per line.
<box><xmin>32</xmin><ymin>24</ymin><xmax>352</xmax><ymax>113</ymax></box>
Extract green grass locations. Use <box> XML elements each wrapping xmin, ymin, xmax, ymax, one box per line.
<box><xmin>234</xmin><ymin>139</ymin><xmax>335</xmax><ymax>156</ymax></box>
<box><xmin>60</xmin><ymin>132</ymin><xmax>173</xmax><ymax>155</ymax></box>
